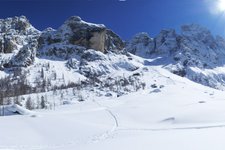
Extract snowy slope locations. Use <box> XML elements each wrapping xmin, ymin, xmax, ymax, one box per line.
<box><xmin>2</xmin><ymin>65</ymin><xmax>225</xmax><ymax>150</ymax></box>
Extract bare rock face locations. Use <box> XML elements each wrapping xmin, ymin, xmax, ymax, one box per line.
<box><xmin>10</xmin><ymin>39</ymin><xmax>38</xmax><ymax>67</ymax></box>
<box><xmin>154</xmin><ymin>29</ymin><xmax>178</xmax><ymax>55</ymax></box>
<box><xmin>126</xmin><ymin>32</ymin><xmax>155</xmax><ymax>58</ymax></box>
<box><xmin>1</xmin><ymin>38</ymin><xmax>17</xmax><ymax>53</ymax></box>
<box><xmin>38</xmin><ymin>16</ymin><xmax>124</xmax><ymax>55</ymax></box>
<box><xmin>0</xmin><ymin>16</ymin><xmax>40</xmax><ymax>54</ymax></box>
<box><xmin>66</xmin><ymin>16</ymin><xmax>106</xmax><ymax>52</ymax></box>
<box><xmin>0</xmin><ymin>16</ymin><xmax>40</xmax><ymax>68</ymax></box>
<box><xmin>105</xmin><ymin>29</ymin><xmax>125</xmax><ymax>51</ymax></box>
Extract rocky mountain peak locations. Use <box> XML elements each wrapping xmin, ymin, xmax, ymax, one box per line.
<box><xmin>131</xmin><ymin>32</ymin><xmax>152</xmax><ymax>43</ymax></box>
<box><xmin>0</xmin><ymin>16</ymin><xmax>37</xmax><ymax>34</ymax></box>
<box><xmin>126</xmin><ymin>24</ymin><xmax>225</xmax><ymax>89</ymax></box>
<box><xmin>127</xmin><ymin>24</ymin><xmax>223</xmax><ymax>60</ymax></box>
<box><xmin>38</xmin><ymin>16</ymin><xmax>124</xmax><ymax>56</ymax></box>
<box><xmin>60</xmin><ymin>16</ymin><xmax>107</xmax><ymax>52</ymax></box>
<box><xmin>126</xmin><ymin>32</ymin><xmax>154</xmax><ymax>57</ymax></box>
<box><xmin>66</xmin><ymin>16</ymin><xmax>82</xmax><ymax>22</ymax></box>
<box><xmin>63</xmin><ymin>16</ymin><xmax>105</xmax><ymax>29</ymax></box>
<box><xmin>0</xmin><ymin>16</ymin><xmax>40</xmax><ymax>68</ymax></box>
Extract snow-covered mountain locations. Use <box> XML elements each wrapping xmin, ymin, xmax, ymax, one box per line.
<box><xmin>0</xmin><ymin>16</ymin><xmax>124</xmax><ymax>69</ymax></box>
<box><xmin>127</xmin><ymin>24</ymin><xmax>225</xmax><ymax>90</ymax></box>
<box><xmin>3</xmin><ymin>16</ymin><xmax>225</xmax><ymax>150</ymax></box>
<box><xmin>38</xmin><ymin>16</ymin><xmax>124</xmax><ymax>59</ymax></box>
<box><xmin>0</xmin><ymin>16</ymin><xmax>146</xmax><ymax>107</ymax></box>
<box><xmin>1</xmin><ymin>15</ymin><xmax>225</xmax><ymax>107</ymax></box>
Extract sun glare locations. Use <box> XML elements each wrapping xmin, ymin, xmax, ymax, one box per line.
<box><xmin>217</xmin><ymin>0</ymin><xmax>225</xmax><ymax>12</ymax></box>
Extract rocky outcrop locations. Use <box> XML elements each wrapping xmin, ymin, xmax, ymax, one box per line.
<box><xmin>0</xmin><ymin>16</ymin><xmax>40</xmax><ymax>68</ymax></box>
<box><xmin>10</xmin><ymin>39</ymin><xmax>39</xmax><ymax>67</ymax></box>
<box><xmin>126</xmin><ymin>32</ymin><xmax>154</xmax><ymax>58</ymax></box>
<box><xmin>38</xmin><ymin>16</ymin><xmax>124</xmax><ymax>54</ymax></box>
<box><xmin>0</xmin><ymin>16</ymin><xmax>40</xmax><ymax>54</ymax></box>
<box><xmin>154</xmin><ymin>29</ymin><xmax>178</xmax><ymax>55</ymax></box>
<box><xmin>62</xmin><ymin>16</ymin><xmax>107</xmax><ymax>52</ymax></box>
<box><xmin>105</xmin><ymin>29</ymin><xmax>125</xmax><ymax>51</ymax></box>
<box><xmin>0</xmin><ymin>15</ymin><xmax>125</xmax><ymax>68</ymax></box>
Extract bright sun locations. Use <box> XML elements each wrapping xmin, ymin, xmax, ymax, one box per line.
<box><xmin>217</xmin><ymin>0</ymin><xmax>225</xmax><ymax>12</ymax></box>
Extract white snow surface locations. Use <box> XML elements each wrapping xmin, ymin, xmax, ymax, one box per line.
<box><xmin>2</xmin><ymin>65</ymin><xmax>225</xmax><ymax>150</ymax></box>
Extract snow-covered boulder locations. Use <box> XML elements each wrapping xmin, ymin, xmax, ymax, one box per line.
<box><xmin>0</xmin><ymin>104</ymin><xmax>34</xmax><ymax>116</ymax></box>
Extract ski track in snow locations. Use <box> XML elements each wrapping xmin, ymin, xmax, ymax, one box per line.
<box><xmin>91</xmin><ymin>99</ymin><xmax>119</xmax><ymax>142</ymax></box>
<box><xmin>3</xmin><ymin>101</ymin><xmax>225</xmax><ymax>150</ymax></box>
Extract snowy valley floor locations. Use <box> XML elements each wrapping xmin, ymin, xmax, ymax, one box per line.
<box><xmin>2</xmin><ymin>67</ymin><xmax>225</xmax><ymax>150</ymax></box>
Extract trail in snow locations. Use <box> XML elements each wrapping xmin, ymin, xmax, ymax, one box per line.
<box><xmin>91</xmin><ymin>99</ymin><xmax>119</xmax><ymax>141</ymax></box>
<box><xmin>3</xmin><ymin>100</ymin><xmax>225</xmax><ymax>150</ymax></box>
<box><xmin>0</xmin><ymin>100</ymin><xmax>119</xmax><ymax>150</ymax></box>
<box><xmin>91</xmin><ymin>96</ymin><xmax>225</xmax><ymax>134</ymax></box>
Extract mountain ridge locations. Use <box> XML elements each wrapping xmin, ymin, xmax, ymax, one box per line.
<box><xmin>127</xmin><ymin>24</ymin><xmax>225</xmax><ymax>90</ymax></box>
<box><xmin>0</xmin><ymin>15</ymin><xmax>225</xmax><ymax>109</ymax></box>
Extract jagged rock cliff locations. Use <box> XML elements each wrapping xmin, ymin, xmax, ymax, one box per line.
<box><xmin>0</xmin><ymin>15</ymin><xmax>144</xmax><ymax>101</ymax></box>
<box><xmin>0</xmin><ymin>16</ymin><xmax>40</xmax><ymax>53</ymax></box>
<box><xmin>38</xmin><ymin>16</ymin><xmax>124</xmax><ymax>58</ymax></box>
<box><xmin>0</xmin><ymin>16</ymin><xmax>125</xmax><ymax>68</ymax></box>
<box><xmin>126</xmin><ymin>24</ymin><xmax>225</xmax><ymax>89</ymax></box>
<box><xmin>0</xmin><ymin>16</ymin><xmax>40</xmax><ymax>68</ymax></box>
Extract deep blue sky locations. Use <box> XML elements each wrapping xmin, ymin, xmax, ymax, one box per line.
<box><xmin>0</xmin><ymin>0</ymin><xmax>225</xmax><ymax>39</ymax></box>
